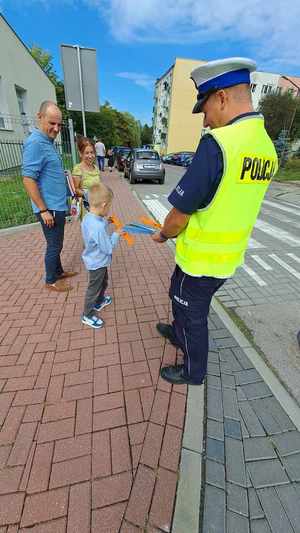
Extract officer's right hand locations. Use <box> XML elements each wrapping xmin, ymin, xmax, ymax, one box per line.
<box><xmin>41</xmin><ymin>210</ymin><xmax>54</xmax><ymax>228</ymax></box>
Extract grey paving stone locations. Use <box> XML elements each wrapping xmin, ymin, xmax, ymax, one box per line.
<box><xmin>220</xmin><ymin>360</ymin><xmax>234</xmax><ymax>374</ymax></box>
<box><xmin>237</xmin><ymin>299</ymin><xmax>253</xmax><ymax>306</ymax></box>
<box><xmin>244</xmin><ymin>437</ymin><xmax>277</xmax><ymax>461</ymax></box>
<box><xmin>250</xmin><ymin>519</ymin><xmax>272</xmax><ymax>533</ymax></box>
<box><xmin>225</xmin><ymin>437</ymin><xmax>247</xmax><ymax>487</ymax></box>
<box><xmin>215</xmin><ymin>338</ymin><xmax>239</xmax><ymax>349</ymax></box>
<box><xmin>207</xmin><ymin>418</ymin><xmax>224</xmax><ymax>441</ymax></box>
<box><xmin>241</xmin><ymin>418</ymin><xmax>250</xmax><ymax>439</ymax></box>
<box><xmin>202</xmin><ymin>484</ymin><xmax>225</xmax><ymax>533</ymax></box>
<box><xmin>237</xmin><ymin>387</ymin><xmax>248</xmax><ymax>402</ymax></box>
<box><xmin>210</xmin><ymin>314</ymin><xmax>226</xmax><ymax>329</ymax></box>
<box><xmin>275</xmin><ymin>484</ymin><xmax>300</xmax><ymax>532</ymax></box>
<box><xmin>239</xmin><ymin>402</ymin><xmax>266</xmax><ymax>437</ymax></box>
<box><xmin>235</xmin><ymin>369</ymin><xmax>263</xmax><ymax>386</ymax></box>
<box><xmin>207</xmin><ymin>387</ymin><xmax>223</xmax><ymax>422</ymax></box>
<box><xmin>223</xmin><ymin>388</ymin><xmax>240</xmax><ymax>420</ymax></box>
<box><xmin>209</xmin><ymin>339</ymin><xmax>219</xmax><ymax>353</ymax></box>
<box><xmin>226</xmin><ymin>482</ymin><xmax>248</xmax><ymax>517</ymax></box>
<box><xmin>272</xmin><ymin>431</ymin><xmax>300</xmax><ymax>457</ymax></box>
<box><xmin>207</xmin><ymin>362</ymin><xmax>221</xmax><ymax>377</ymax></box>
<box><xmin>206</xmin><ymin>459</ymin><xmax>225</xmax><ymax>490</ymax></box>
<box><xmin>211</xmin><ymin>328</ymin><xmax>231</xmax><ymax>339</ymax></box>
<box><xmin>231</xmin><ymin>349</ymin><xmax>254</xmax><ymax>371</ymax></box>
<box><xmin>262</xmin><ymin>398</ymin><xmax>295</xmax><ymax>432</ymax></box>
<box><xmin>248</xmin><ymin>488</ymin><xmax>264</xmax><ymax>519</ymax></box>
<box><xmin>282</xmin><ymin>453</ymin><xmax>300</xmax><ymax>482</ymax></box>
<box><xmin>247</xmin><ymin>459</ymin><xmax>289</xmax><ymax>488</ymax></box>
<box><xmin>257</xmin><ymin>487</ymin><xmax>294</xmax><ymax>533</ymax></box>
<box><xmin>207</xmin><ymin>375</ymin><xmax>222</xmax><ymax>389</ymax></box>
<box><xmin>208</xmin><ymin>351</ymin><xmax>219</xmax><ymax>363</ymax></box>
<box><xmin>221</xmin><ymin>373</ymin><xmax>236</xmax><ymax>389</ymax></box>
<box><xmin>226</xmin><ymin>353</ymin><xmax>244</xmax><ymax>372</ymax></box>
<box><xmin>241</xmin><ymin>383</ymin><xmax>272</xmax><ymax>401</ymax></box>
<box><xmin>226</xmin><ymin>510</ymin><xmax>250</xmax><ymax>533</ymax></box>
<box><xmin>251</xmin><ymin>398</ymin><xmax>295</xmax><ymax>434</ymax></box>
<box><xmin>292</xmin><ymin>482</ymin><xmax>300</xmax><ymax>500</ymax></box>
<box><xmin>249</xmin><ymin>399</ymin><xmax>282</xmax><ymax>435</ymax></box>
<box><xmin>224</xmin><ymin>418</ymin><xmax>242</xmax><ymax>440</ymax></box>
<box><xmin>206</xmin><ymin>437</ymin><xmax>225</xmax><ymax>463</ymax></box>
<box><xmin>219</xmin><ymin>348</ymin><xmax>233</xmax><ymax>362</ymax></box>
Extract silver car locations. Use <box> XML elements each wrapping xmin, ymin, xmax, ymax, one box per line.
<box><xmin>123</xmin><ymin>149</ymin><xmax>165</xmax><ymax>184</ymax></box>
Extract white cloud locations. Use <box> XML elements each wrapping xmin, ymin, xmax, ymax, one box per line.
<box><xmin>116</xmin><ymin>71</ymin><xmax>155</xmax><ymax>90</ymax></box>
<box><xmin>88</xmin><ymin>0</ymin><xmax>300</xmax><ymax>72</ymax></box>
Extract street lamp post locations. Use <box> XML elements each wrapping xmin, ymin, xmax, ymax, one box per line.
<box><xmin>280</xmin><ymin>75</ymin><xmax>300</xmax><ymax>166</ymax></box>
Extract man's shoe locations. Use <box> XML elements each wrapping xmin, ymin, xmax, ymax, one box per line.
<box><xmin>58</xmin><ymin>271</ymin><xmax>78</xmax><ymax>279</ymax></box>
<box><xmin>45</xmin><ymin>282</ymin><xmax>73</xmax><ymax>292</ymax></box>
<box><xmin>156</xmin><ymin>323</ymin><xmax>179</xmax><ymax>347</ymax></box>
<box><xmin>160</xmin><ymin>365</ymin><xmax>203</xmax><ymax>385</ymax></box>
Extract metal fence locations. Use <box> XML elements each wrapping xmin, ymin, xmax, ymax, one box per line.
<box><xmin>0</xmin><ymin>123</ymin><xmax>76</xmax><ymax>229</ymax></box>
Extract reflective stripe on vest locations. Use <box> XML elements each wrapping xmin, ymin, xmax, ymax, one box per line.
<box><xmin>175</xmin><ymin>116</ymin><xmax>278</xmax><ymax>278</ymax></box>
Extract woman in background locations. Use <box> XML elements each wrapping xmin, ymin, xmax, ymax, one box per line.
<box><xmin>107</xmin><ymin>148</ymin><xmax>114</xmax><ymax>172</ymax></box>
<box><xmin>72</xmin><ymin>137</ymin><xmax>101</xmax><ymax>213</ymax></box>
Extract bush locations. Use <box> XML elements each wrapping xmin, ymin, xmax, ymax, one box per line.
<box><xmin>285</xmin><ymin>158</ymin><xmax>300</xmax><ymax>171</ymax></box>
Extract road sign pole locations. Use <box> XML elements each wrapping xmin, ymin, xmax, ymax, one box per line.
<box><xmin>76</xmin><ymin>45</ymin><xmax>87</xmax><ymax>136</ymax></box>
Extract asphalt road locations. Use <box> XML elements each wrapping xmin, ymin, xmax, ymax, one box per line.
<box><xmin>118</xmin><ymin>164</ymin><xmax>300</xmax><ymax>405</ymax></box>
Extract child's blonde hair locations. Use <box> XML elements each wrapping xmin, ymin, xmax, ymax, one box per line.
<box><xmin>88</xmin><ymin>183</ymin><xmax>114</xmax><ymax>208</ymax></box>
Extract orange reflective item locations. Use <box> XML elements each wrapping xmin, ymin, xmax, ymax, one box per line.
<box><xmin>110</xmin><ymin>215</ymin><xmax>134</xmax><ymax>246</ymax></box>
<box><xmin>139</xmin><ymin>216</ymin><xmax>162</xmax><ymax>230</ymax></box>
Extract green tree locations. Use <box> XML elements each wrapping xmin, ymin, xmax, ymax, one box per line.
<box><xmin>30</xmin><ymin>45</ymin><xmax>68</xmax><ymax>117</ymax></box>
<box><xmin>259</xmin><ymin>91</ymin><xmax>300</xmax><ymax>141</ymax></box>
<box><xmin>141</xmin><ymin>124</ymin><xmax>153</xmax><ymax>145</ymax></box>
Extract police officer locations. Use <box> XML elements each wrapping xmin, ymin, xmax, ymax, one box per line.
<box><xmin>152</xmin><ymin>57</ymin><xmax>278</xmax><ymax>385</ymax></box>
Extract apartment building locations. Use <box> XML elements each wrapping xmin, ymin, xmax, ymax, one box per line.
<box><xmin>153</xmin><ymin>58</ymin><xmax>300</xmax><ymax>155</ymax></box>
<box><xmin>0</xmin><ymin>14</ymin><xmax>56</xmax><ymax>141</ymax></box>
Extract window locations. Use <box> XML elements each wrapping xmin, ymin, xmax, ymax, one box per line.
<box><xmin>251</xmin><ymin>83</ymin><xmax>257</xmax><ymax>93</ymax></box>
<box><xmin>15</xmin><ymin>85</ymin><xmax>30</xmax><ymax>134</ymax></box>
<box><xmin>262</xmin><ymin>84</ymin><xmax>273</xmax><ymax>95</ymax></box>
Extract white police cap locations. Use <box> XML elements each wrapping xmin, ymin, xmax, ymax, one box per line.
<box><xmin>191</xmin><ymin>57</ymin><xmax>257</xmax><ymax>113</ymax></box>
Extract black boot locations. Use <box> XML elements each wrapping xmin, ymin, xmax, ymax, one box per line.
<box><xmin>160</xmin><ymin>365</ymin><xmax>204</xmax><ymax>385</ymax></box>
<box><xmin>156</xmin><ymin>323</ymin><xmax>180</xmax><ymax>347</ymax></box>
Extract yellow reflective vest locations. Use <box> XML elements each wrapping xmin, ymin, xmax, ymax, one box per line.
<box><xmin>175</xmin><ymin>116</ymin><xmax>278</xmax><ymax>278</ymax></box>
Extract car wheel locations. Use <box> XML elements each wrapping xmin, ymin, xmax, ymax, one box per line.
<box><xmin>129</xmin><ymin>172</ymin><xmax>135</xmax><ymax>184</ymax></box>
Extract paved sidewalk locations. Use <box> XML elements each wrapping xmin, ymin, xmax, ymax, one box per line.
<box><xmin>0</xmin><ymin>172</ymin><xmax>187</xmax><ymax>532</ymax></box>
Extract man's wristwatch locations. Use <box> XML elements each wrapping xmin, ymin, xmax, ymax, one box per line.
<box><xmin>39</xmin><ymin>209</ymin><xmax>48</xmax><ymax>214</ymax></box>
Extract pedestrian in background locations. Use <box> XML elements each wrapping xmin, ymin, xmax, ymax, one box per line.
<box><xmin>81</xmin><ymin>183</ymin><xmax>122</xmax><ymax>329</ymax></box>
<box><xmin>107</xmin><ymin>148</ymin><xmax>114</xmax><ymax>172</ymax></box>
<box><xmin>23</xmin><ymin>100</ymin><xmax>77</xmax><ymax>292</ymax></box>
<box><xmin>95</xmin><ymin>138</ymin><xmax>106</xmax><ymax>171</ymax></box>
<box><xmin>152</xmin><ymin>57</ymin><xmax>278</xmax><ymax>385</ymax></box>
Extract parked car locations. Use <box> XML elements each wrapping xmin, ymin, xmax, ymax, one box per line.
<box><xmin>182</xmin><ymin>154</ymin><xmax>194</xmax><ymax>167</ymax></box>
<box><xmin>124</xmin><ymin>149</ymin><xmax>165</xmax><ymax>184</ymax></box>
<box><xmin>174</xmin><ymin>152</ymin><xmax>195</xmax><ymax>166</ymax></box>
<box><xmin>115</xmin><ymin>147</ymin><xmax>132</xmax><ymax>171</ymax></box>
<box><xmin>162</xmin><ymin>153</ymin><xmax>180</xmax><ymax>165</ymax></box>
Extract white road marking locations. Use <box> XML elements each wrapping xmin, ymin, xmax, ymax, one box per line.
<box><xmin>255</xmin><ymin>219</ymin><xmax>300</xmax><ymax>247</ymax></box>
<box><xmin>251</xmin><ymin>255</ymin><xmax>273</xmax><ymax>271</ymax></box>
<box><xmin>263</xmin><ymin>199</ymin><xmax>300</xmax><ymax>217</ymax></box>
<box><xmin>241</xmin><ymin>264</ymin><xmax>267</xmax><ymax>286</ymax></box>
<box><xmin>287</xmin><ymin>253</ymin><xmax>300</xmax><ymax>265</ymax></box>
<box><xmin>152</xmin><ymin>193</ymin><xmax>159</xmax><ymax>198</ymax></box>
<box><xmin>261</xmin><ymin>208</ymin><xmax>300</xmax><ymax>229</ymax></box>
<box><xmin>269</xmin><ymin>254</ymin><xmax>300</xmax><ymax>280</ymax></box>
<box><xmin>248</xmin><ymin>238</ymin><xmax>265</xmax><ymax>249</ymax></box>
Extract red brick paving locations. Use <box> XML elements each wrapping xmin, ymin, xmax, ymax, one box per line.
<box><xmin>0</xmin><ymin>171</ymin><xmax>187</xmax><ymax>531</ymax></box>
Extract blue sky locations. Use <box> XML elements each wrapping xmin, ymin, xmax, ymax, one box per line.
<box><xmin>2</xmin><ymin>0</ymin><xmax>299</xmax><ymax>125</ymax></box>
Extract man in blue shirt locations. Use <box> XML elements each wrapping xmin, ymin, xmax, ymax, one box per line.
<box><xmin>23</xmin><ymin>101</ymin><xmax>77</xmax><ymax>292</ymax></box>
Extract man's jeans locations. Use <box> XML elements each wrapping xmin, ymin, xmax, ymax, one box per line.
<box><xmin>97</xmin><ymin>156</ymin><xmax>105</xmax><ymax>171</ymax></box>
<box><xmin>36</xmin><ymin>210</ymin><xmax>65</xmax><ymax>284</ymax></box>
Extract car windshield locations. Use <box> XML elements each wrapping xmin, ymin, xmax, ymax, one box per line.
<box><xmin>119</xmin><ymin>149</ymin><xmax>131</xmax><ymax>157</ymax></box>
<box><xmin>136</xmin><ymin>151</ymin><xmax>159</xmax><ymax>160</ymax></box>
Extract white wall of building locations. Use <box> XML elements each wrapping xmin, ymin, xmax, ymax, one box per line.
<box><xmin>0</xmin><ymin>15</ymin><xmax>56</xmax><ymax>141</ymax></box>
<box><xmin>250</xmin><ymin>71</ymin><xmax>280</xmax><ymax>110</ymax></box>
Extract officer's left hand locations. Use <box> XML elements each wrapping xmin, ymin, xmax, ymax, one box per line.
<box><xmin>152</xmin><ymin>232</ymin><xmax>167</xmax><ymax>243</ymax></box>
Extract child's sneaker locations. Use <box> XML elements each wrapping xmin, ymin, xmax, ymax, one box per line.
<box><xmin>81</xmin><ymin>314</ymin><xmax>104</xmax><ymax>329</ymax></box>
<box><xmin>94</xmin><ymin>295</ymin><xmax>112</xmax><ymax>312</ymax></box>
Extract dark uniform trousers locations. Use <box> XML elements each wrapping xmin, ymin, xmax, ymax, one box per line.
<box><xmin>169</xmin><ymin>266</ymin><xmax>226</xmax><ymax>383</ymax></box>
